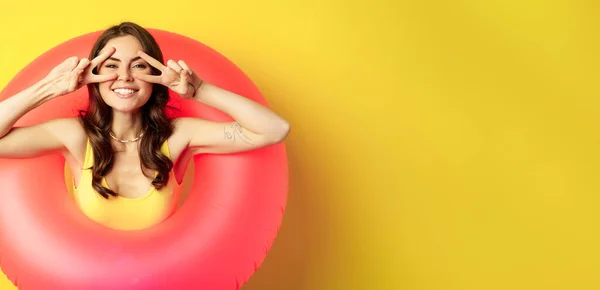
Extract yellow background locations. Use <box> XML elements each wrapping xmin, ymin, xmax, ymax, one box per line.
<box><xmin>1</xmin><ymin>1</ymin><xmax>599</xmax><ymax>289</ymax></box>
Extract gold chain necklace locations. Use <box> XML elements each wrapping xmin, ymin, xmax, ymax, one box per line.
<box><xmin>108</xmin><ymin>131</ymin><xmax>144</xmax><ymax>143</ymax></box>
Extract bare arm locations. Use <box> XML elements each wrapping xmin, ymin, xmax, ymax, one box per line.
<box><xmin>183</xmin><ymin>83</ymin><xmax>290</xmax><ymax>154</ymax></box>
<box><xmin>0</xmin><ymin>117</ymin><xmax>84</xmax><ymax>158</ymax></box>
<box><xmin>0</xmin><ymin>78</ymin><xmax>70</xmax><ymax>158</ymax></box>
<box><xmin>0</xmin><ymin>80</ymin><xmax>55</xmax><ymax>139</ymax></box>
<box><xmin>0</xmin><ymin>50</ymin><xmax>117</xmax><ymax>158</ymax></box>
<box><xmin>134</xmin><ymin>53</ymin><xmax>291</xmax><ymax>155</ymax></box>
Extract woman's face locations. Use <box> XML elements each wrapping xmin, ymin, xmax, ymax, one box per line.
<box><xmin>96</xmin><ymin>35</ymin><xmax>154</xmax><ymax>113</ymax></box>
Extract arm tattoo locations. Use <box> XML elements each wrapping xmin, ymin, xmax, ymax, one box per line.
<box><xmin>224</xmin><ymin>123</ymin><xmax>255</xmax><ymax>145</ymax></box>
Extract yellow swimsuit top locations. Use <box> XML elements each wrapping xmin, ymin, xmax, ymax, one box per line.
<box><xmin>69</xmin><ymin>138</ymin><xmax>182</xmax><ymax>231</ymax></box>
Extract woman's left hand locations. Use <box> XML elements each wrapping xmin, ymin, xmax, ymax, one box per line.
<box><xmin>133</xmin><ymin>51</ymin><xmax>202</xmax><ymax>99</ymax></box>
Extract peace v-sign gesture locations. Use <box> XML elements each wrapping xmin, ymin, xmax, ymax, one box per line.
<box><xmin>43</xmin><ymin>47</ymin><xmax>119</xmax><ymax>98</ymax></box>
<box><xmin>133</xmin><ymin>51</ymin><xmax>203</xmax><ymax>98</ymax></box>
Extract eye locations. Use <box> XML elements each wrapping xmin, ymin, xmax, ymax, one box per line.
<box><xmin>104</xmin><ymin>64</ymin><xmax>117</xmax><ymax>69</ymax></box>
<box><xmin>133</xmin><ymin>63</ymin><xmax>148</xmax><ymax>69</ymax></box>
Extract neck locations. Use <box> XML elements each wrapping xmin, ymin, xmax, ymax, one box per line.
<box><xmin>111</xmin><ymin>110</ymin><xmax>144</xmax><ymax>141</ymax></box>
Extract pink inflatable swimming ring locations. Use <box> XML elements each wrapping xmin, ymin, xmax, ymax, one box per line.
<box><xmin>0</xmin><ymin>29</ymin><xmax>288</xmax><ymax>290</ymax></box>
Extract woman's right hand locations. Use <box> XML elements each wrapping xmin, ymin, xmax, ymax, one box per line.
<box><xmin>43</xmin><ymin>47</ymin><xmax>118</xmax><ymax>98</ymax></box>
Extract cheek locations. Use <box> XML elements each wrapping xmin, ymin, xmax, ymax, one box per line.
<box><xmin>135</xmin><ymin>69</ymin><xmax>154</xmax><ymax>91</ymax></box>
<box><xmin>136</xmin><ymin>81</ymin><xmax>153</xmax><ymax>94</ymax></box>
<box><xmin>98</xmin><ymin>82</ymin><xmax>113</xmax><ymax>95</ymax></box>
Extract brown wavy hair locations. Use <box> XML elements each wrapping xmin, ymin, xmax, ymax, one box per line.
<box><xmin>79</xmin><ymin>22</ymin><xmax>174</xmax><ymax>199</ymax></box>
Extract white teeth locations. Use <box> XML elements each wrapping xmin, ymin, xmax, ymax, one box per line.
<box><xmin>113</xmin><ymin>88</ymin><xmax>136</xmax><ymax>95</ymax></box>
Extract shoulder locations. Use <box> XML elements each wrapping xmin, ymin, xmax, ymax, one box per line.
<box><xmin>169</xmin><ymin>117</ymin><xmax>217</xmax><ymax>146</ymax></box>
<box><xmin>45</xmin><ymin>117</ymin><xmax>85</xmax><ymax>131</ymax></box>
<box><xmin>171</xmin><ymin>116</ymin><xmax>212</xmax><ymax>129</ymax></box>
<box><xmin>46</xmin><ymin>117</ymin><xmax>87</xmax><ymax>159</ymax></box>
<box><xmin>45</xmin><ymin>117</ymin><xmax>86</xmax><ymax>143</ymax></box>
<box><xmin>166</xmin><ymin>117</ymin><xmax>208</xmax><ymax>162</ymax></box>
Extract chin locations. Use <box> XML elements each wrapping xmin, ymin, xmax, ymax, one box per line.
<box><xmin>109</xmin><ymin>103</ymin><xmax>144</xmax><ymax>113</ymax></box>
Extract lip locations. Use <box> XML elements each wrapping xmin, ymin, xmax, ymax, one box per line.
<box><xmin>112</xmin><ymin>88</ymin><xmax>139</xmax><ymax>99</ymax></box>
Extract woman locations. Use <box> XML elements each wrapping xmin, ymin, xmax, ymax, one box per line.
<box><xmin>0</xmin><ymin>22</ymin><xmax>290</xmax><ymax>231</ymax></box>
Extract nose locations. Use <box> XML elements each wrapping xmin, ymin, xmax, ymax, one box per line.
<box><xmin>117</xmin><ymin>66</ymin><xmax>133</xmax><ymax>82</ymax></box>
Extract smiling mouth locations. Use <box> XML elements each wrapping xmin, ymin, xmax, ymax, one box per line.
<box><xmin>112</xmin><ymin>88</ymin><xmax>139</xmax><ymax>98</ymax></box>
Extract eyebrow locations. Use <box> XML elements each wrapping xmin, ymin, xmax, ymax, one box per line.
<box><xmin>107</xmin><ymin>56</ymin><xmax>143</xmax><ymax>62</ymax></box>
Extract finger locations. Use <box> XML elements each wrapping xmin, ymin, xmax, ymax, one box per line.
<box><xmin>179</xmin><ymin>69</ymin><xmax>190</xmax><ymax>84</ymax></box>
<box><xmin>74</xmin><ymin>58</ymin><xmax>90</xmax><ymax>72</ymax></box>
<box><xmin>65</xmin><ymin>56</ymin><xmax>80</xmax><ymax>70</ymax></box>
<box><xmin>90</xmin><ymin>47</ymin><xmax>116</xmax><ymax>68</ymax></box>
<box><xmin>178</xmin><ymin>60</ymin><xmax>193</xmax><ymax>75</ymax></box>
<box><xmin>68</xmin><ymin>70</ymin><xmax>83</xmax><ymax>92</ymax></box>
<box><xmin>87</xmin><ymin>72</ymin><xmax>118</xmax><ymax>84</ymax></box>
<box><xmin>137</xmin><ymin>51</ymin><xmax>166</xmax><ymax>71</ymax></box>
<box><xmin>167</xmin><ymin>60</ymin><xmax>183</xmax><ymax>73</ymax></box>
<box><xmin>69</xmin><ymin>59</ymin><xmax>89</xmax><ymax>87</ymax></box>
<box><xmin>179</xmin><ymin>70</ymin><xmax>194</xmax><ymax>94</ymax></box>
<box><xmin>132</xmin><ymin>73</ymin><xmax>162</xmax><ymax>83</ymax></box>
